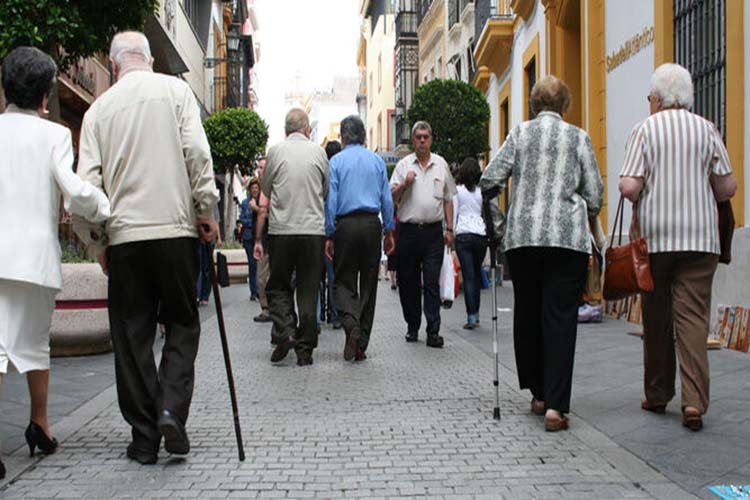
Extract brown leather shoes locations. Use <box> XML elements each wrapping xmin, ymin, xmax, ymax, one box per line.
<box><xmin>531</xmin><ymin>398</ymin><xmax>545</xmax><ymax>415</ymax></box>
<box><xmin>544</xmin><ymin>413</ymin><xmax>569</xmax><ymax>432</ymax></box>
<box><xmin>682</xmin><ymin>407</ymin><xmax>703</xmax><ymax>431</ymax></box>
<box><xmin>641</xmin><ymin>399</ymin><xmax>667</xmax><ymax>414</ymax></box>
<box><xmin>344</xmin><ymin>329</ymin><xmax>359</xmax><ymax>362</ymax></box>
<box><xmin>296</xmin><ymin>352</ymin><xmax>313</xmax><ymax>366</ymax></box>
<box><xmin>270</xmin><ymin>337</ymin><xmax>295</xmax><ymax>362</ymax></box>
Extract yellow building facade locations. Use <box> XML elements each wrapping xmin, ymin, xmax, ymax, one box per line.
<box><xmin>473</xmin><ymin>0</ymin><xmax>749</xmax><ymax>305</ymax></box>
<box><xmin>359</xmin><ymin>1</ymin><xmax>397</xmax><ymax>153</ymax></box>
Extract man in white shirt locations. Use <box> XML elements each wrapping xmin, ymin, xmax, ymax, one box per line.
<box><xmin>74</xmin><ymin>32</ymin><xmax>219</xmax><ymax>465</ymax></box>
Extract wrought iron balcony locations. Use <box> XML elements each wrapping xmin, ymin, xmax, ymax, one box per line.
<box><xmin>396</xmin><ymin>10</ymin><xmax>418</xmax><ymax>38</ymax></box>
<box><xmin>475</xmin><ymin>0</ymin><xmax>513</xmax><ymax>46</ymax></box>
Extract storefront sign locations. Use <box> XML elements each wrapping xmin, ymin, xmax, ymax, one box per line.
<box><xmin>606</xmin><ymin>26</ymin><xmax>654</xmax><ymax>73</ymax></box>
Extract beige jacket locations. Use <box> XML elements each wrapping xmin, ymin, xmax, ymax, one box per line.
<box><xmin>262</xmin><ymin>133</ymin><xmax>329</xmax><ymax>236</ymax></box>
<box><xmin>74</xmin><ymin>70</ymin><xmax>218</xmax><ymax>251</ymax></box>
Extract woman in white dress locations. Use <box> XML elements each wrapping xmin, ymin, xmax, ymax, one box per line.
<box><xmin>0</xmin><ymin>47</ymin><xmax>111</xmax><ymax>471</ymax></box>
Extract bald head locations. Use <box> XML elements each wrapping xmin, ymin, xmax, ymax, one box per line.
<box><xmin>285</xmin><ymin>108</ymin><xmax>310</xmax><ymax>136</ymax></box>
<box><xmin>109</xmin><ymin>31</ymin><xmax>153</xmax><ymax>80</ymax></box>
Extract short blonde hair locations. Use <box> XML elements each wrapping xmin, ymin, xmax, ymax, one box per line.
<box><xmin>530</xmin><ymin>75</ymin><xmax>572</xmax><ymax>116</ymax></box>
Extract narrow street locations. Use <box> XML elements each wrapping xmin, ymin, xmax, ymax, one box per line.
<box><xmin>4</xmin><ymin>281</ymin><xmax>747</xmax><ymax>499</ymax></box>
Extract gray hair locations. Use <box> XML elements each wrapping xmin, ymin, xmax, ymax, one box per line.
<box><xmin>411</xmin><ymin>120</ymin><xmax>432</xmax><ymax>138</ymax></box>
<box><xmin>340</xmin><ymin>115</ymin><xmax>366</xmax><ymax>145</ymax></box>
<box><xmin>650</xmin><ymin>63</ymin><xmax>694</xmax><ymax>110</ymax></box>
<box><xmin>109</xmin><ymin>31</ymin><xmax>152</xmax><ymax>65</ymax></box>
<box><xmin>285</xmin><ymin>108</ymin><xmax>309</xmax><ymax>135</ymax></box>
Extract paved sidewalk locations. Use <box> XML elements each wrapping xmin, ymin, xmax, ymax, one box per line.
<box><xmin>0</xmin><ymin>281</ymin><xmax>746</xmax><ymax>499</ymax></box>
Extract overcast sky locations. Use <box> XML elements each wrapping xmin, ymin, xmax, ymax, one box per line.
<box><xmin>254</xmin><ymin>0</ymin><xmax>361</xmax><ymax>146</ymax></box>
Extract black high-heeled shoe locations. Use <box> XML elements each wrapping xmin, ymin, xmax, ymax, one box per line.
<box><xmin>0</xmin><ymin>456</ymin><xmax>6</xmax><ymax>479</ymax></box>
<box><xmin>25</xmin><ymin>422</ymin><xmax>58</xmax><ymax>457</ymax></box>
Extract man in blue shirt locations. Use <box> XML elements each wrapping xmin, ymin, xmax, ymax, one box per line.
<box><xmin>324</xmin><ymin>115</ymin><xmax>395</xmax><ymax>362</ymax></box>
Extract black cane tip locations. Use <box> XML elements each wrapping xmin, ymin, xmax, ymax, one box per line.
<box><xmin>493</xmin><ymin>407</ymin><xmax>501</xmax><ymax>420</ymax></box>
<box><xmin>239</xmin><ymin>452</ymin><xmax>246</xmax><ymax>461</ymax></box>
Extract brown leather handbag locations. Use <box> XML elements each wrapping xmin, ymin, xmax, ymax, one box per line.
<box><xmin>603</xmin><ymin>196</ymin><xmax>654</xmax><ymax>301</ymax></box>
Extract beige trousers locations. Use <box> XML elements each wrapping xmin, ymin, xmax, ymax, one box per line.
<box><xmin>641</xmin><ymin>251</ymin><xmax>719</xmax><ymax>414</ymax></box>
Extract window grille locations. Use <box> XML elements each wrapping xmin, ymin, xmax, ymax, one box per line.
<box><xmin>674</xmin><ymin>0</ymin><xmax>726</xmax><ymax>138</ymax></box>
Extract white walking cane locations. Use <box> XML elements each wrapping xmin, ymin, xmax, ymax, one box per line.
<box><xmin>481</xmin><ymin>188</ymin><xmax>502</xmax><ymax>420</ymax></box>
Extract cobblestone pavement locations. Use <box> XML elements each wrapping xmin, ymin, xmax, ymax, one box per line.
<box><xmin>1</xmin><ymin>283</ymin><xmax>700</xmax><ymax>499</ymax></box>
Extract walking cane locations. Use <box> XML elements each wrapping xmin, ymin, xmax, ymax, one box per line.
<box><xmin>481</xmin><ymin>188</ymin><xmax>502</xmax><ymax>420</ymax></box>
<box><xmin>206</xmin><ymin>244</ymin><xmax>246</xmax><ymax>461</ymax></box>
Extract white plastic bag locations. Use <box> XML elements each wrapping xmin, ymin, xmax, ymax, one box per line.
<box><xmin>439</xmin><ymin>247</ymin><xmax>455</xmax><ymax>307</ymax></box>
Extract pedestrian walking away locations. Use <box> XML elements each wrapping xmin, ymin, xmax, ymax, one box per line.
<box><xmin>73</xmin><ymin>31</ymin><xmax>220</xmax><ymax>464</ymax></box>
<box><xmin>480</xmin><ymin>75</ymin><xmax>604</xmax><ymax>432</ymax></box>
<box><xmin>254</xmin><ymin>108</ymin><xmax>329</xmax><ymax>366</ymax></box>
<box><xmin>0</xmin><ymin>46</ymin><xmax>111</xmax><ymax>472</ymax></box>
<box><xmin>453</xmin><ymin>157</ymin><xmax>487</xmax><ymax>330</ymax></box>
<box><xmin>324</xmin><ymin>116</ymin><xmax>395</xmax><ymax>362</ymax></box>
<box><xmin>252</xmin><ymin>157</ymin><xmax>273</xmax><ymax>324</ymax></box>
<box><xmin>619</xmin><ymin>63</ymin><xmax>737</xmax><ymax>431</ymax></box>
<box><xmin>323</xmin><ymin>141</ymin><xmax>343</xmax><ymax>329</ymax></box>
<box><xmin>390</xmin><ymin>121</ymin><xmax>457</xmax><ymax>348</ymax></box>
<box><xmin>239</xmin><ymin>179</ymin><xmax>260</xmax><ymax>301</ymax></box>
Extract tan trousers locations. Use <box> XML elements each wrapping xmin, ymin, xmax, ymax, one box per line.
<box><xmin>257</xmin><ymin>253</ymin><xmax>270</xmax><ymax>315</ymax></box>
<box><xmin>641</xmin><ymin>251</ymin><xmax>719</xmax><ymax>414</ymax></box>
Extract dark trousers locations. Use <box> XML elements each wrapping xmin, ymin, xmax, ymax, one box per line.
<box><xmin>325</xmin><ymin>257</ymin><xmax>338</xmax><ymax>323</ymax></box>
<box><xmin>242</xmin><ymin>239</ymin><xmax>259</xmax><ymax>297</ymax></box>
<box><xmin>641</xmin><ymin>252</ymin><xmax>718</xmax><ymax>413</ymax></box>
<box><xmin>196</xmin><ymin>241</ymin><xmax>213</xmax><ymax>301</ymax></box>
<box><xmin>455</xmin><ymin>233</ymin><xmax>487</xmax><ymax>322</ymax></box>
<box><xmin>333</xmin><ymin>213</ymin><xmax>382</xmax><ymax>352</ymax></box>
<box><xmin>506</xmin><ymin>247</ymin><xmax>588</xmax><ymax>413</ymax></box>
<box><xmin>107</xmin><ymin>237</ymin><xmax>201</xmax><ymax>450</ymax></box>
<box><xmin>396</xmin><ymin>222</ymin><xmax>444</xmax><ymax>336</ymax></box>
<box><xmin>266</xmin><ymin>235</ymin><xmax>325</xmax><ymax>354</ymax></box>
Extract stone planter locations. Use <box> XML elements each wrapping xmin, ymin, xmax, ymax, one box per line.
<box><xmin>50</xmin><ymin>263</ymin><xmax>111</xmax><ymax>357</ymax></box>
<box><xmin>216</xmin><ymin>248</ymin><xmax>249</xmax><ymax>284</ymax></box>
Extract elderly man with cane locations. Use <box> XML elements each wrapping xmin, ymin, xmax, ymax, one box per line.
<box><xmin>74</xmin><ymin>31</ymin><xmax>219</xmax><ymax>464</ymax></box>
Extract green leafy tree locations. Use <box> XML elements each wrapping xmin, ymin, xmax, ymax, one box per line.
<box><xmin>203</xmin><ymin>107</ymin><xmax>269</xmax><ymax>239</ymax></box>
<box><xmin>0</xmin><ymin>0</ymin><xmax>160</xmax><ymax>70</ymax></box>
<box><xmin>203</xmin><ymin>107</ymin><xmax>269</xmax><ymax>176</ymax></box>
<box><xmin>407</xmin><ymin>79</ymin><xmax>490</xmax><ymax>166</ymax></box>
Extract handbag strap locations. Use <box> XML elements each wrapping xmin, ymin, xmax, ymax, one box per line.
<box><xmin>608</xmin><ymin>195</ymin><xmax>642</xmax><ymax>247</ymax></box>
<box><xmin>609</xmin><ymin>196</ymin><xmax>625</xmax><ymax>247</ymax></box>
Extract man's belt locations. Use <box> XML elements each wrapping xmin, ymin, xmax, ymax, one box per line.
<box><xmin>400</xmin><ymin>221</ymin><xmax>442</xmax><ymax>230</ymax></box>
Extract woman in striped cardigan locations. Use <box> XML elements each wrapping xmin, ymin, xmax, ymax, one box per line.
<box><xmin>480</xmin><ymin>75</ymin><xmax>604</xmax><ymax>432</ymax></box>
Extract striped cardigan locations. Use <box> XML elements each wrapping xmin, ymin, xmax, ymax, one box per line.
<box><xmin>479</xmin><ymin>111</ymin><xmax>604</xmax><ymax>254</ymax></box>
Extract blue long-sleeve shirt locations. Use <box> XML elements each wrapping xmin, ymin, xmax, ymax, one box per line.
<box><xmin>239</xmin><ymin>197</ymin><xmax>254</xmax><ymax>241</ymax></box>
<box><xmin>325</xmin><ymin>144</ymin><xmax>395</xmax><ymax>237</ymax></box>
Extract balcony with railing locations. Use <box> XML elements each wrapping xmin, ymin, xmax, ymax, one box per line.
<box><xmin>396</xmin><ymin>9</ymin><xmax>418</xmax><ymax>38</ymax></box>
<box><xmin>449</xmin><ymin>0</ymin><xmax>474</xmax><ymax>28</ymax></box>
<box><xmin>416</xmin><ymin>0</ymin><xmax>434</xmax><ymax>27</ymax></box>
<box><xmin>472</xmin><ymin>0</ymin><xmax>514</xmax><ymax>93</ymax></box>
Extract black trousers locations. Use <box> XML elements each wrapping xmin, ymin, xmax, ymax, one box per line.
<box><xmin>333</xmin><ymin>212</ymin><xmax>382</xmax><ymax>352</ymax></box>
<box><xmin>506</xmin><ymin>247</ymin><xmax>588</xmax><ymax>413</ymax></box>
<box><xmin>107</xmin><ymin>237</ymin><xmax>201</xmax><ymax>451</ymax></box>
<box><xmin>266</xmin><ymin>235</ymin><xmax>325</xmax><ymax>355</ymax></box>
<box><xmin>396</xmin><ymin>222</ymin><xmax>444</xmax><ymax>336</ymax></box>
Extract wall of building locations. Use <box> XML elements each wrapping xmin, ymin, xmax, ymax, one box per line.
<box><xmin>365</xmin><ymin>13</ymin><xmax>396</xmax><ymax>151</ymax></box>
<box><xmin>486</xmin><ymin>4</ymin><xmax>545</xmax><ymax>156</ymax></box>
<box><xmin>175</xmin><ymin>4</ymin><xmax>210</xmax><ymax>109</ymax></box>
<box><xmin>418</xmin><ymin>0</ymin><xmax>447</xmax><ymax>82</ymax></box>
<box><xmin>603</xmin><ymin>0</ymin><xmax>654</xmax><ymax>230</ymax></box>
<box><xmin>445</xmin><ymin>2</ymin><xmax>475</xmax><ymax>81</ymax></box>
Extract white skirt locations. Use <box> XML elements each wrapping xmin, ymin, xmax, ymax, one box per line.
<box><xmin>0</xmin><ymin>278</ymin><xmax>57</xmax><ymax>374</ymax></box>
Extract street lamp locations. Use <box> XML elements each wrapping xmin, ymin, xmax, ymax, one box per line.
<box><xmin>203</xmin><ymin>30</ymin><xmax>241</xmax><ymax>68</ymax></box>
